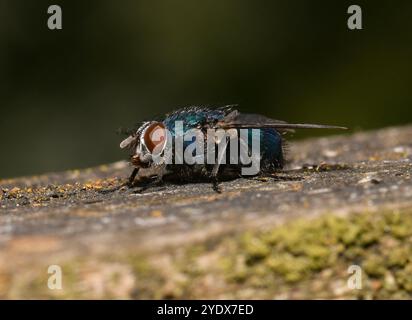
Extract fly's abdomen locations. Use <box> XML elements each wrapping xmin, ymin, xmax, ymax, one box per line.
<box><xmin>259</xmin><ymin>128</ymin><xmax>284</xmax><ymax>170</ymax></box>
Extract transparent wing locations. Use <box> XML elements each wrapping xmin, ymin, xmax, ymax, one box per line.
<box><xmin>214</xmin><ymin>111</ymin><xmax>347</xmax><ymax>131</ymax></box>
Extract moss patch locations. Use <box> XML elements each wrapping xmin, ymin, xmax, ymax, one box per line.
<box><xmin>219</xmin><ymin>210</ymin><xmax>412</xmax><ymax>299</ymax></box>
<box><xmin>9</xmin><ymin>209</ymin><xmax>412</xmax><ymax>299</ymax></box>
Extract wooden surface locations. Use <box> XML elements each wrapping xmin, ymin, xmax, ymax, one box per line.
<box><xmin>1</xmin><ymin>125</ymin><xmax>412</xmax><ymax>298</ymax></box>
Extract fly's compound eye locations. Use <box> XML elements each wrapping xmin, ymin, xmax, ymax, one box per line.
<box><xmin>141</xmin><ymin>122</ymin><xmax>167</xmax><ymax>155</ymax></box>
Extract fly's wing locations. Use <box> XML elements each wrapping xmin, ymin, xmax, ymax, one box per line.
<box><xmin>214</xmin><ymin>111</ymin><xmax>347</xmax><ymax>131</ymax></box>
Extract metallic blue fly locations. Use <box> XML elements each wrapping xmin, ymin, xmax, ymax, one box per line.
<box><xmin>120</xmin><ymin>105</ymin><xmax>346</xmax><ymax>192</ymax></box>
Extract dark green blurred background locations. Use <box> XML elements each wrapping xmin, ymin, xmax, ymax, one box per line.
<box><xmin>1</xmin><ymin>1</ymin><xmax>411</xmax><ymax>178</ymax></box>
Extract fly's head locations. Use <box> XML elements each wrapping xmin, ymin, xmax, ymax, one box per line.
<box><xmin>120</xmin><ymin>121</ymin><xmax>168</xmax><ymax>169</ymax></box>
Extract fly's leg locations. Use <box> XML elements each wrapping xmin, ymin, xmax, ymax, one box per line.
<box><xmin>210</xmin><ymin>139</ymin><xmax>228</xmax><ymax>193</ymax></box>
<box><xmin>129</xmin><ymin>166</ymin><xmax>169</xmax><ymax>193</ymax></box>
<box><xmin>127</xmin><ymin>168</ymin><xmax>139</xmax><ymax>187</ymax></box>
<box><xmin>94</xmin><ymin>168</ymin><xmax>139</xmax><ymax>195</ymax></box>
<box><xmin>210</xmin><ymin>163</ymin><xmax>222</xmax><ymax>193</ymax></box>
<box><xmin>209</xmin><ymin>129</ymin><xmax>238</xmax><ymax>193</ymax></box>
<box><xmin>132</xmin><ymin>174</ymin><xmax>165</xmax><ymax>194</ymax></box>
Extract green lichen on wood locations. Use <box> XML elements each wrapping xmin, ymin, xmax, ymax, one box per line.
<box><xmin>221</xmin><ymin>210</ymin><xmax>412</xmax><ymax>299</ymax></box>
<box><xmin>12</xmin><ymin>209</ymin><xmax>412</xmax><ymax>299</ymax></box>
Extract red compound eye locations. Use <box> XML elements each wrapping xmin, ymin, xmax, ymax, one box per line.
<box><xmin>143</xmin><ymin>122</ymin><xmax>166</xmax><ymax>154</ymax></box>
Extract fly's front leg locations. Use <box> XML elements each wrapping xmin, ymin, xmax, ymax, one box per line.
<box><xmin>128</xmin><ymin>153</ymin><xmax>153</xmax><ymax>187</ymax></box>
<box><xmin>95</xmin><ymin>167</ymin><xmax>139</xmax><ymax>194</ymax></box>
<box><xmin>127</xmin><ymin>168</ymin><xmax>139</xmax><ymax>187</ymax></box>
<box><xmin>132</xmin><ymin>174</ymin><xmax>165</xmax><ymax>194</ymax></box>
